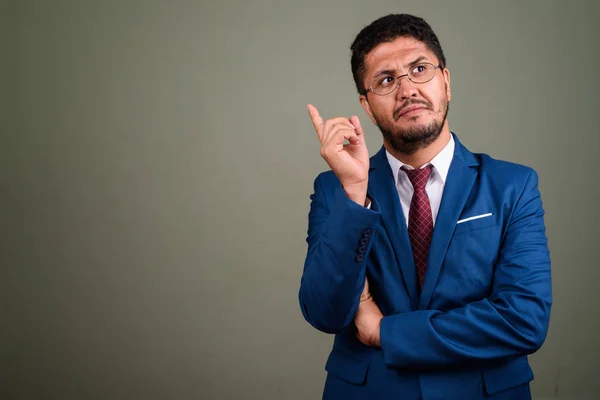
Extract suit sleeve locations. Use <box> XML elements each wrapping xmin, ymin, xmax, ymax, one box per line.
<box><xmin>298</xmin><ymin>174</ymin><xmax>381</xmax><ymax>333</ymax></box>
<box><xmin>380</xmin><ymin>169</ymin><xmax>552</xmax><ymax>367</ymax></box>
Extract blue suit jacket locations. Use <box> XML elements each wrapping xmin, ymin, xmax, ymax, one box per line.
<box><xmin>299</xmin><ymin>134</ymin><xmax>552</xmax><ymax>400</ymax></box>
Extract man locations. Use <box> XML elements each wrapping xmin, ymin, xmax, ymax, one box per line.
<box><xmin>298</xmin><ymin>14</ymin><xmax>551</xmax><ymax>400</ymax></box>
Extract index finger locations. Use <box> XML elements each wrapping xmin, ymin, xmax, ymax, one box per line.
<box><xmin>307</xmin><ymin>104</ymin><xmax>324</xmax><ymax>138</ymax></box>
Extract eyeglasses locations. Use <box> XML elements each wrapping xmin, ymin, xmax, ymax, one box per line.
<box><xmin>366</xmin><ymin>62</ymin><xmax>442</xmax><ymax>96</ymax></box>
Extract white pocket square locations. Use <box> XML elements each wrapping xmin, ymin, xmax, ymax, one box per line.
<box><xmin>456</xmin><ymin>213</ymin><xmax>493</xmax><ymax>224</ymax></box>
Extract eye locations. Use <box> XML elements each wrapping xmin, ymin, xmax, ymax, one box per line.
<box><xmin>377</xmin><ymin>75</ymin><xmax>396</xmax><ymax>87</ymax></box>
<box><xmin>411</xmin><ymin>64</ymin><xmax>428</xmax><ymax>76</ymax></box>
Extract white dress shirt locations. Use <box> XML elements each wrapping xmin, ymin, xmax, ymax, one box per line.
<box><xmin>385</xmin><ymin>134</ymin><xmax>455</xmax><ymax>227</ymax></box>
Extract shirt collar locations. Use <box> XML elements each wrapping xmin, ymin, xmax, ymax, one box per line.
<box><xmin>385</xmin><ymin>134</ymin><xmax>455</xmax><ymax>185</ymax></box>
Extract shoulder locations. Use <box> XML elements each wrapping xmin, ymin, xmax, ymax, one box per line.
<box><xmin>454</xmin><ymin>134</ymin><xmax>539</xmax><ymax>185</ymax></box>
<box><xmin>471</xmin><ymin>152</ymin><xmax>541</xmax><ymax>201</ymax></box>
<box><xmin>475</xmin><ymin>153</ymin><xmax>537</xmax><ymax>179</ymax></box>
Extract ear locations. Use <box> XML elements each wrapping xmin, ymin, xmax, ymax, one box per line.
<box><xmin>443</xmin><ymin>67</ymin><xmax>451</xmax><ymax>101</ymax></box>
<box><xmin>359</xmin><ymin>94</ymin><xmax>377</xmax><ymax>125</ymax></box>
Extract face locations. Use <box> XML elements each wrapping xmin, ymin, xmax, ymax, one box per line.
<box><xmin>359</xmin><ymin>36</ymin><xmax>451</xmax><ymax>155</ymax></box>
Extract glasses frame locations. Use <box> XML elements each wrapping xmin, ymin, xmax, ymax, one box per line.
<box><xmin>365</xmin><ymin>62</ymin><xmax>443</xmax><ymax>96</ymax></box>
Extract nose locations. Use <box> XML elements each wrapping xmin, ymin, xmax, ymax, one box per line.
<box><xmin>396</xmin><ymin>75</ymin><xmax>418</xmax><ymax>100</ymax></box>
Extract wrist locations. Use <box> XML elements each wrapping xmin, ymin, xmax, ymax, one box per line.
<box><xmin>343</xmin><ymin>182</ymin><xmax>369</xmax><ymax>207</ymax></box>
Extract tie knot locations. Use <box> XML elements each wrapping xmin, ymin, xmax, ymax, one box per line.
<box><xmin>402</xmin><ymin>165</ymin><xmax>432</xmax><ymax>191</ymax></box>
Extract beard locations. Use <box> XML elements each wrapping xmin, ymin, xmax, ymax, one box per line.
<box><xmin>373</xmin><ymin>97</ymin><xmax>449</xmax><ymax>155</ymax></box>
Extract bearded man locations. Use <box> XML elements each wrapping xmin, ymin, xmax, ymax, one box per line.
<box><xmin>299</xmin><ymin>13</ymin><xmax>551</xmax><ymax>400</ymax></box>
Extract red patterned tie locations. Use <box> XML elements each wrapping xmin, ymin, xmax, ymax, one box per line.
<box><xmin>402</xmin><ymin>166</ymin><xmax>433</xmax><ymax>288</ymax></box>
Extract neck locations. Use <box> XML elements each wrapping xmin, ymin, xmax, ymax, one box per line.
<box><xmin>385</xmin><ymin>126</ymin><xmax>451</xmax><ymax>169</ymax></box>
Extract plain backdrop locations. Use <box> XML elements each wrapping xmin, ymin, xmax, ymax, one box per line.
<box><xmin>2</xmin><ymin>1</ymin><xmax>599</xmax><ymax>399</ymax></box>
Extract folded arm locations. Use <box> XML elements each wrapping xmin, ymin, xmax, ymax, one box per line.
<box><xmin>360</xmin><ymin>170</ymin><xmax>552</xmax><ymax>367</ymax></box>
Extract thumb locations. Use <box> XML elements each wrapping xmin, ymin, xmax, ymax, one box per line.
<box><xmin>349</xmin><ymin>115</ymin><xmax>364</xmax><ymax>136</ymax></box>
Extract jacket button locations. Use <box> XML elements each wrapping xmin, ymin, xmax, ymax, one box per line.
<box><xmin>357</xmin><ymin>245</ymin><xmax>366</xmax><ymax>254</ymax></box>
<box><xmin>359</xmin><ymin>237</ymin><xmax>369</xmax><ymax>246</ymax></box>
<box><xmin>363</xmin><ymin>229</ymin><xmax>372</xmax><ymax>238</ymax></box>
<box><xmin>355</xmin><ymin>254</ymin><xmax>364</xmax><ymax>263</ymax></box>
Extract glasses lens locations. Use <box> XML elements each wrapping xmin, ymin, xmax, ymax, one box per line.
<box><xmin>409</xmin><ymin>63</ymin><xmax>436</xmax><ymax>83</ymax></box>
<box><xmin>370</xmin><ymin>63</ymin><xmax>437</xmax><ymax>95</ymax></box>
<box><xmin>371</xmin><ymin>75</ymin><xmax>397</xmax><ymax>96</ymax></box>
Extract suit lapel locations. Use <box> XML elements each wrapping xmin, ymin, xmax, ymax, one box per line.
<box><xmin>418</xmin><ymin>134</ymin><xmax>479</xmax><ymax>310</ymax></box>
<box><xmin>369</xmin><ymin>147</ymin><xmax>419</xmax><ymax>305</ymax></box>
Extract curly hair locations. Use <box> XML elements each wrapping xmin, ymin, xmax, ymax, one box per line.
<box><xmin>350</xmin><ymin>14</ymin><xmax>447</xmax><ymax>95</ymax></box>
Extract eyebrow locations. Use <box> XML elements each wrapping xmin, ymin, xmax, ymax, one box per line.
<box><xmin>406</xmin><ymin>55</ymin><xmax>429</xmax><ymax>67</ymax></box>
<box><xmin>373</xmin><ymin>69</ymin><xmax>397</xmax><ymax>79</ymax></box>
<box><xmin>372</xmin><ymin>56</ymin><xmax>432</xmax><ymax>79</ymax></box>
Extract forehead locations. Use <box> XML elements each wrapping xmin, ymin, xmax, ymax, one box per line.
<box><xmin>364</xmin><ymin>37</ymin><xmax>436</xmax><ymax>76</ymax></box>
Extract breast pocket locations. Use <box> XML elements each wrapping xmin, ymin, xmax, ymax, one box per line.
<box><xmin>438</xmin><ymin>214</ymin><xmax>502</xmax><ymax>305</ymax></box>
<box><xmin>453</xmin><ymin>213</ymin><xmax>498</xmax><ymax>235</ymax></box>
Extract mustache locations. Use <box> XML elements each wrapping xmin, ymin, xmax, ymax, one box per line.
<box><xmin>393</xmin><ymin>100</ymin><xmax>432</xmax><ymax>120</ymax></box>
